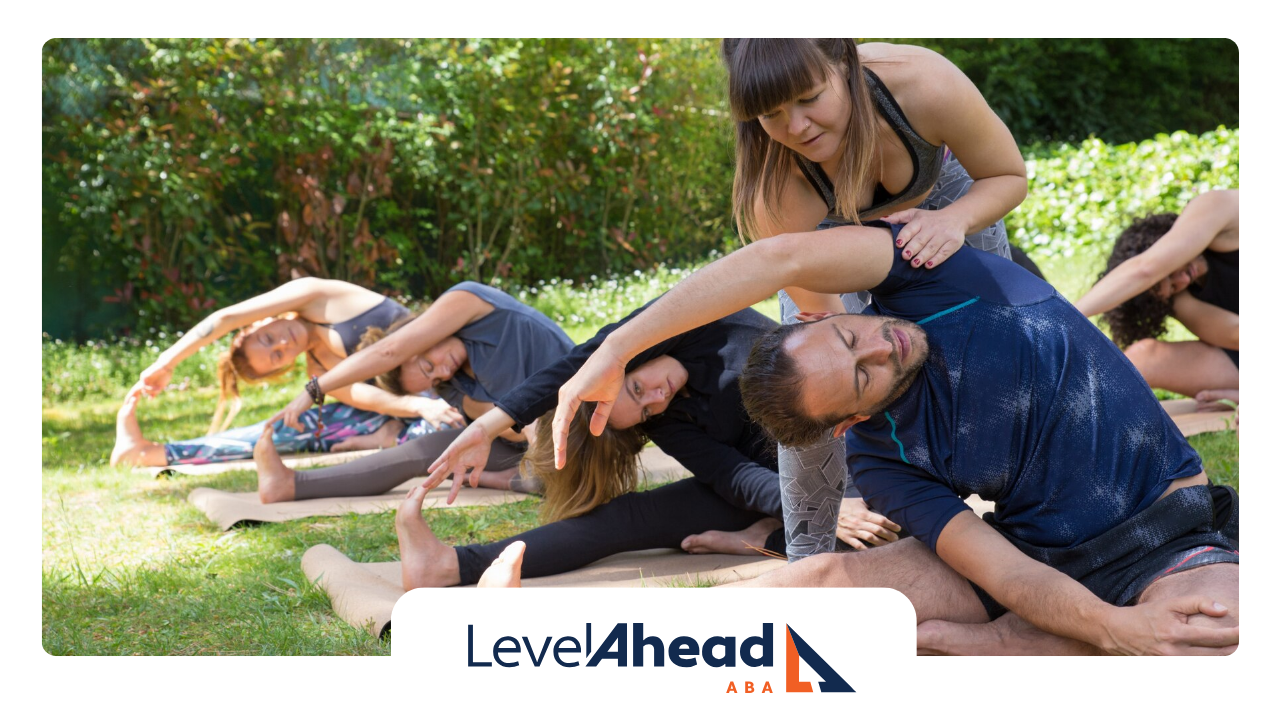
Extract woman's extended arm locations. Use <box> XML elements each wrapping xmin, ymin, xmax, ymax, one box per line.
<box><xmin>1076</xmin><ymin>190</ymin><xmax>1239</xmax><ymax>317</ymax></box>
<box><xmin>137</xmin><ymin>277</ymin><xmax>334</xmax><ymax>395</ymax></box>
<box><xmin>883</xmin><ymin>49</ymin><xmax>1027</xmax><ymax>268</ymax></box>
<box><xmin>272</xmin><ymin>288</ymin><xmax>492</xmax><ymax>429</ymax></box>
<box><xmin>1172</xmin><ymin>294</ymin><xmax>1240</xmax><ymax>351</ymax></box>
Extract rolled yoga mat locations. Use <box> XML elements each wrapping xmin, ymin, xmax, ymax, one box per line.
<box><xmin>301</xmin><ymin>544</ymin><xmax>787</xmax><ymax>638</ymax></box>
<box><xmin>187</xmin><ymin>446</ymin><xmax>689</xmax><ymax>530</ymax></box>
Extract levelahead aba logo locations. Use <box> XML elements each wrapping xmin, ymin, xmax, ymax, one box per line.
<box><xmin>465</xmin><ymin>621</ymin><xmax>853</xmax><ymax>694</ymax></box>
<box><xmin>394</xmin><ymin>588</ymin><xmax>914</xmax><ymax>701</ymax></box>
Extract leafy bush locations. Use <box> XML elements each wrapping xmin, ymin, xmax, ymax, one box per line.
<box><xmin>1009</xmin><ymin>127</ymin><xmax>1239</xmax><ymax>261</ymax></box>
<box><xmin>43</xmin><ymin>39</ymin><xmax>1237</xmax><ymax>341</ymax></box>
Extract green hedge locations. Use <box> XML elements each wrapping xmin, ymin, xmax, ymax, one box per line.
<box><xmin>1009</xmin><ymin>127</ymin><xmax>1240</xmax><ymax>259</ymax></box>
<box><xmin>43</xmin><ymin>39</ymin><xmax>1237</xmax><ymax>340</ymax></box>
<box><xmin>44</xmin><ymin>129</ymin><xmax>1238</xmax><ymax>404</ymax></box>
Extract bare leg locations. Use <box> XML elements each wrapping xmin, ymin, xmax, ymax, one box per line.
<box><xmin>110</xmin><ymin>392</ymin><xmax>167</xmax><ymax>467</ymax></box>
<box><xmin>733</xmin><ymin>538</ymin><xmax>991</xmax><ymax>624</ymax></box>
<box><xmin>1125</xmin><ymin>340</ymin><xmax>1238</xmax><ymax>397</ymax></box>
<box><xmin>681</xmin><ymin>517</ymin><xmax>783</xmax><ymax>556</ymax></box>
<box><xmin>917</xmin><ymin>562</ymin><xmax>1238</xmax><ymax>656</ymax></box>
<box><xmin>1134</xmin><ymin>563</ymin><xmax>1238</xmax><ymax>654</ymax></box>
<box><xmin>917</xmin><ymin>614</ymin><xmax>1104</xmax><ymax>656</ymax></box>
<box><xmin>477</xmin><ymin>541</ymin><xmax>525</xmax><ymax>588</ymax></box>
<box><xmin>254</xmin><ymin>427</ymin><xmax>297</xmax><ymax>503</ymax></box>
<box><xmin>395</xmin><ymin>485</ymin><xmax>462</xmax><ymax>589</ymax></box>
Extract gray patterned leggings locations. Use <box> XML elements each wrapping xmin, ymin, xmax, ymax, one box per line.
<box><xmin>777</xmin><ymin>156</ymin><xmax>1011</xmax><ymax>560</ymax></box>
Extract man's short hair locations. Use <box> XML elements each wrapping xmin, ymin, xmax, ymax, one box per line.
<box><xmin>739</xmin><ymin>322</ymin><xmax>849</xmax><ymax>448</ymax></box>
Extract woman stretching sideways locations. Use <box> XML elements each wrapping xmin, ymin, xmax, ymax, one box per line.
<box><xmin>396</xmin><ymin>302</ymin><xmax>901</xmax><ymax>590</ymax></box>
<box><xmin>110</xmin><ymin>278</ymin><xmax>461</xmax><ymax>468</ymax></box>
<box><xmin>1076</xmin><ymin>189</ymin><xmax>1239</xmax><ymax>409</ymax></box>
<box><xmin>252</xmin><ymin>282</ymin><xmax>574</xmax><ymax>503</ymax></box>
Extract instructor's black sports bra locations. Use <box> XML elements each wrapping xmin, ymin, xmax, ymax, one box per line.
<box><xmin>794</xmin><ymin>67</ymin><xmax>946</xmax><ymax>223</ymax></box>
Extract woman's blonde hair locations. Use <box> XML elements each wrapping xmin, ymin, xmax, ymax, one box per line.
<box><xmin>209</xmin><ymin>313</ymin><xmax>301</xmax><ymax>434</ymax></box>
<box><xmin>721</xmin><ymin>39</ymin><xmax>879</xmax><ymax>242</ymax></box>
<box><xmin>520</xmin><ymin>405</ymin><xmax>647</xmax><ymax>523</ymax></box>
<box><xmin>354</xmin><ymin>311</ymin><xmax>422</xmax><ymax>395</ymax></box>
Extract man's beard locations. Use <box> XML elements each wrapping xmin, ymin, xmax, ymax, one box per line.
<box><xmin>866</xmin><ymin>318</ymin><xmax>928</xmax><ymax>416</ymax></box>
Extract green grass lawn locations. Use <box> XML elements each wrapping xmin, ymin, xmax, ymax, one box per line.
<box><xmin>41</xmin><ymin>252</ymin><xmax>1239</xmax><ymax>655</ymax></box>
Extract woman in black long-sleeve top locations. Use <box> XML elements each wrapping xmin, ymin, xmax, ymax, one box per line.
<box><xmin>393</xmin><ymin>301</ymin><xmax>790</xmax><ymax>589</ymax></box>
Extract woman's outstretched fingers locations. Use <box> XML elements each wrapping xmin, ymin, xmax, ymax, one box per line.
<box><xmin>551</xmin><ymin>396</ymin><xmax>580</xmax><ymax>470</ymax></box>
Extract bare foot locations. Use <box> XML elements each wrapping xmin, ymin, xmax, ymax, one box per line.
<box><xmin>110</xmin><ymin>392</ymin><xmax>165</xmax><ymax>467</ymax></box>
<box><xmin>330</xmin><ymin>419</ymin><xmax>405</xmax><ymax>452</ymax></box>
<box><xmin>477</xmin><ymin>541</ymin><xmax>525</xmax><ymax>588</ymax></box>
<box><xmin>1195</xmin><ymin>389</ymin><xmax>1239</xmax><ymax>413</ymax></box>
<box><xmin>396</xmin><ymin>485</ymin><xmax>462</xmax><ymax>589</ymax></box>
<box><xmin>681</xmin><ymin>517</ymin><xmax>783</xmax><ymax>556</ymax></box>
<box><xmin>254</xmin><ymin>426</ymin><xmax>297</xmax><ymax>503</ymax></box>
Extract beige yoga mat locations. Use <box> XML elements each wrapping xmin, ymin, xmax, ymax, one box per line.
<box><xmin>186</xmin><ymin>446</ymin><xmax>688</xmax><ymax>530</ymax></box>
<box><xmin>302</xmin><ymin>544</ymin><xmax>786</xmax><ymax>637</ymax></box>
<box><xmin>189</xmin><ymin>482</ymin><xmax>531</xmax><ymax>531</ymax></box>
<box><xmin>141</xmin><ymin>449</ymin><xmax>380</xmax><ymax>477</ymax></box>
<box><xmin>1161</xmin><ymin>399</ymin><xmax>1238</xmax><ymax>437</ymax></box>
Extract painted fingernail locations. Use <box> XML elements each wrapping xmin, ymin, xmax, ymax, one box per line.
<box><xmin>926</xmin><ymin>261</ymin><xmax>933</xmax><ymax>268</ymax></box>
<box><xmin>903</xmin><ymin>250</ymin><xmax>911</xmax><ymax>258</ymax></box>
<box><xmin>913</xmin><ymin>259</ymin><xmax>921</xmax><ymax>266</ymax></box>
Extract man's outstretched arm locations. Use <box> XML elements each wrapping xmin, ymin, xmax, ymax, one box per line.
<box><xmin>936</xmin><ymin>512</ymin><xmax>1237</xmax><ymax>655</ymax></box>
<box><xmin>549</xmin><ymin>226</ymin><xmax>897</xmax><ymax>467</ymax></box>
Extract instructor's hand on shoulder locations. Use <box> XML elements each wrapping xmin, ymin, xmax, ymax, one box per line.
<box><xmin>882</xmin><ymin>208</ymin><xmax>967</xmax><ymax>271</ymax></box>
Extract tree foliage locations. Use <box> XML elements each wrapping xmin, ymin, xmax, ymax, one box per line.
<box><xmin>43</xmin><ymin>38</ymin><xmax>1238</xmax><ymax>339</ymax></box>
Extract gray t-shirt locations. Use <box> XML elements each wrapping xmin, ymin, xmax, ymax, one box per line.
<box><xmin>436</xmin><ymin>281</ymin><xmax>574</xmax><ymax>412</ymax></box>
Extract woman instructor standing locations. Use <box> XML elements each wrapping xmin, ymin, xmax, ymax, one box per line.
<box><xmin>720</xmin><ymin>39</ymin><xmax>1028</xmax><ymax>557</ymax></box>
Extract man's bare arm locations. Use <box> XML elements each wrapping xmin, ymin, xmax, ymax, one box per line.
<box><xmin>601</xmin><ymin>227</ymin><xmax>896</xmax><ymax>362</ymax></box>
<box><xmin>548</xmin><ymin>226</ymin><xmax>896</xmax><ymax>466</ymax></box>
<box><xmin>936</xmin><ymin>512</ymin><xmax>1237</xmax><ymax>655</ymax></box>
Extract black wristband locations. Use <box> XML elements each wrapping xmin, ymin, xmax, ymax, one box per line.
<box><xmin>306</xmin><ymin>376</ymin><xmax>325</xmax><ymax>405</ymax></box>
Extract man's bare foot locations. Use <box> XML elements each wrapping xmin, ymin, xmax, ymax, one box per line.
<box><xmin>330</xmin><ymin>419</ymin><xmax>405</xmax><ymax>452</ymax></box>
<box><xmin>1195</xmin><ymin>389</ymin><xmax>1239</xmax><ymax>413</ymax></box>
<box><xmin>477</xmin><ymin>541</ymin><xmax>525</xmax><ymax>588</ymax></box>
<box><xmin>254</xmin><ymin>427</ymin><xmax>297</xmax><ymax>503</ymax></box>
<box><xmin>681</xmin><ymin>518</ymin><xmax>783</xmax><ymax>556</ymax></box>
<box><xmin>396</xmin><ymin>485</ymin><xmax>462</xmax><ymax>589</ymax></box>
<box><xmin>110</xmin><ymin>392</ymin><xmax>165</xmax><ymax>467</ymax></box>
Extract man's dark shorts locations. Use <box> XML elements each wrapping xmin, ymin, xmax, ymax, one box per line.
<box><xmin>971</xmin><ymin>483</ymin><xmax>1239</xmax><ymax>621</ymax></box>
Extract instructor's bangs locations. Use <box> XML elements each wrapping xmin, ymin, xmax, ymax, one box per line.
<box><xmin>724</xmin><ymin>39</ymin><xmax>832</xmax><ymax>122</ymax></box>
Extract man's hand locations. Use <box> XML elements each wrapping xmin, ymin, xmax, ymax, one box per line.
<box><xmin>1100</xmin><ymin>595</ymin><xmax>1237</xmax><ymax>656</ymax></box>
<box><xmin>413</xmin><ymin>396</ymin><xmax>466</xmax><ymax>430</ymax></box>
<box><xmin>837</xmin><ymin>497</ymin><xmax>902</xmax><ymax>550</ymax></box>
<box><xmin>551</xmin><ymin>342</ymin><xmax>629</xmax><ymax>469</ymax></box>
<box><xmin>882</xmin><ymin>208</ymin><xmax>968</xmax><ymax>270</ymax></box>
